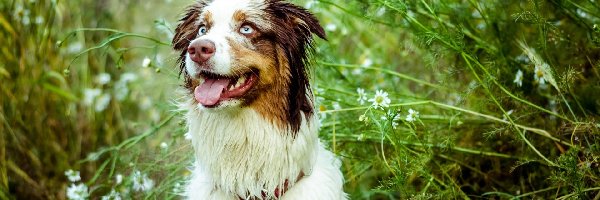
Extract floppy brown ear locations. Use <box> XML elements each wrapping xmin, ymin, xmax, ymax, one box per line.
<box><xmin>265</xmin><ymin>0</ymin><xmax>326</xmax><ymax>133</ymax></box>
<box><xmin>172</xmin><ymin>2</ymin><xmax>206</xmax><ymax>52</ymax></box>
<box><xmin>172</xmin><ymin>2</ymin><xmax>208</xmax><ymax>88</ymax></box>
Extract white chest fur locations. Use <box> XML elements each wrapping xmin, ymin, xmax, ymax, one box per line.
<box><xmin>184</xmin><ymin>100</ymin><xmax>323</xmax><ymax>198</ymax></box>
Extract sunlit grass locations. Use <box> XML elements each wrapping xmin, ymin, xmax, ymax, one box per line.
<box><xmin>3</xmin><ymin>0</ymin><xmax>600</xmax><ymax>199</ymax></box>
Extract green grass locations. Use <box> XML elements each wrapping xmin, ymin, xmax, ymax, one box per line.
<box><xmin>2</xmin><ymin>0</ymin><xmax>600</xmax><ymax>199</ymax></box>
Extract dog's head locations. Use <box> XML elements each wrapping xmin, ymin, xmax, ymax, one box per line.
<box><xmin>173</xmin><ymin>0</ymin><xmax>325</xmax><ymax>132</ymax></box>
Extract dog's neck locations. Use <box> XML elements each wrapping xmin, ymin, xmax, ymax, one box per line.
<box><xmin>184</xmin><ymin>100</ymin><xmax>319</xmax><ymax>197</ymax></box>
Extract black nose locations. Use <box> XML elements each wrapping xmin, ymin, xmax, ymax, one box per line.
<box><xmin>188</xmin><ymin>39</ymin><xmax>216</xmax><ymax>63</ymax></box>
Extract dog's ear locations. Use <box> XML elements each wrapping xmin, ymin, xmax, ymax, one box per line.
<box><xmin>266</xmin><ymin>1</ymin><xmax>326</xmax><ymax>133</ymax></box>
<box><xmin>267</xmin><ymin>0</ymin><xmax>326</xmax><ymax>41</ymax></box>
<box><xmin>173</xmin><ymin>2</ymin><xmax>208</xmax><ymax>87</ymax></box>
<box><xmin>172</xmin><ymin>2</ymin><xmax>206</xmax><ymax>52</ymax></box>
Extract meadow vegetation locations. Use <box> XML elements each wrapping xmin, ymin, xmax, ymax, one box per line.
<box><xmin>2</xmin><ymin>0</ymin><xmax>599</xmax><ymax>199</ymax></box>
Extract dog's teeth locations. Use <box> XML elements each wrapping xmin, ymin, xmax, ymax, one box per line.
<box><xmin>235</xmin><ymin>77</ymin><xmax>245</xmax><ymax>88</ymax></box>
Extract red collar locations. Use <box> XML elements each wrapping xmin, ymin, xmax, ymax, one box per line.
<box><xmin>238</xmin><ymin>171</ymin><xmax>305</xmax><ymax>200</ymax></box>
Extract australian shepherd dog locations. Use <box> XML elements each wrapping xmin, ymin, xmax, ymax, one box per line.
<box><xmin>171</xmin><ymin>0</ymin><xmax>346</xmax><ymax>199</ymax></box>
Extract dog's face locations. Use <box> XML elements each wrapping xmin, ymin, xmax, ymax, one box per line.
<box><xmin>173</xmin><ymin>0</ymin><xmax>325</xmax><ymax>131</ymax></box>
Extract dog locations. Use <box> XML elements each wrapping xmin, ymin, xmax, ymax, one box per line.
<box><xmin>171</xmin><ymin>0</ymin><xmax>346</xmax><ymax>199</ymax></box>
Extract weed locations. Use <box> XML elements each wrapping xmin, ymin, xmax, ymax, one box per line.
<box><xmin>2</xmin><ymin>0</ymin><xmax>600</xmax><ymax>199</ymax></box>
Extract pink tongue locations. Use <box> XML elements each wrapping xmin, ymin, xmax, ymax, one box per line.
<box><xmin>194</xmin><ymin>78</ymin><xmax>231</xmax><ymax>106</ymax></box>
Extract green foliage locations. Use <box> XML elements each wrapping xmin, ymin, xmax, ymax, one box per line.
<box><xmin>312</xmin><ymin>0</ymin><xmax>600</xmax><ymax>198</ymax></box>
<box><xmin>2</xmin><ymin>0</ymin><xmax>600</xmax><ymax>199</ymax></box>
<box><xmin>1</xmin><ymin>0</ymin><xmax>184</xmax><ymax>199</ymax></box>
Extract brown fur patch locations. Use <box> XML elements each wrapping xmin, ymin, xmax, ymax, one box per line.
<box><xmin>233</xmin><ymin>10</ymin><xmax>246</xmax><ymax>22</ymax></box>
<box><xmin>226</xmin><ymin>37</ymin><xmax>290</xmax><ymax>128</ymax></box>
<box><xmin>203</xmin><ymin>11</ymin><xmax>213</xmax><ymax>29</ymax></box>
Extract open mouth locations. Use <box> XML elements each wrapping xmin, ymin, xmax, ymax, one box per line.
<box><xmin>194</xmin><ymin>70</ymin><xmax>258</xmax><ymax>107</ymax></box>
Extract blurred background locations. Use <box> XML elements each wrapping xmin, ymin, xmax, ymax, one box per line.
<box><xmin>1</xmin><ymin>0</ymin><xmax>600</xmax><ymax>199</ymax></box>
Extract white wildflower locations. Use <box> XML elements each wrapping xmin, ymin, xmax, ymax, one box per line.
<box><xmin>115</xmin><ymin>174</ymin><xmax>123</xmax><ymax>185</ymax></box>
<box><xmin>382</xmin><ymin>110</ymin><xmax>401</xmax><ymax>129</ymax></box>
<box><xmin>314</xmin><ymin>96</ymin><xmax>325</xmax><ymax>106</ymax></box>
<box><xmin>576</xmin><ymin>9</ymin><xmax>589</xmax><ymax>18</ymax></box>
<box><xmin>368</xmin><ymin>90</ymin><xmax>391</xmax><ymax>109</ymax></box>
<box><xmin>477</xmin><ymin>22</ymin><xmax>486</xmax><ymax>30</ymax></box>
<box><xmin>83</xmin><ymin>88</ymin><xmax>101</xmax><ymax>106</ymax></box>
<box><xmin>184</xmin><ymin>132</ymin><xmax>192</xmax><ymax>140</ymax></box>
<box><xmin>35</xmin><ymin>15</ymin><xmax>44</xmax><ymax>25</ymax></box>
<box><xmin>361</xmin><ymin>58</ymin><xmax>373</xmax><ymax>67</ymax></box>
<box><xmin>405</xmin><ymin>109</ymin><xmax>420</xmax><ymax>122</ymax></box>
<box><xmin>314</xmin><ymin>87</ymin><xmax>325</xmax><ymax>96</ymax></box>
<box><xmin>66</xmin><ymin>183</ymin><xmax>89</xmax><ymax>200</ymax></box>
<box><xmin>356</xmin><ymin>88</ymin><xmax>368</xmax><ymax>105</ymax></box>
<box><xmin>332</xmin><ymin>101</ymin><xmax>342</xmax><ymax>111</ymax></box>
<box><xmin>407</xmin><ymin>10</ymin><xmax>416</xmax><ymax>18</ymax></box>
<box><xmin>380</xmin><ymin>115</ymin><xmax>388</xmax><ymax>121</ymax></box>
<box><xmin>376</xmin><ymin>7</ymin><xmax>386</xmax><ymax>16</ymax></box>
<box><xmin>114</xmin><ymin>82</ymin><xmax>129</xmax><ymax>101</ymax></box>
<box><xmin>392</xmin><ymin>121</ymin><xmax>399</xmax><ymax>129</ymax></box>
<box><xmin>513</xmin><ymin>70</ymin><xmax>523</xmax><ymax>87</ymax></box>
<box><xmin>325</xmin><ymin>23</ymin><xmax>337</xmax><ymax>32</ymax></box>
<box><xmin>95</xmin><ymin>93</ymin><xmax>111</xmax><ymax>112</ymax></box>
<box><xmin>14</xmin><ymin>4</ymin><xmax>30</xmax><ymax>25</ymax></box>
<box><xmin>142</xmin><ymin>57</ymin><xmax>152</xmax><ymax>68</ymax></box>
<box><xmin>101</xmin><ymin>189</ymin><xmax>121</xmax><ymax>200</ymax></box>
<box><xmin>141</xmin><ymin>176</ymin><xmax>154</xmax><ymax>192</ymax></box>
<box><xmin>96</xmin><ymin>73</ymin><xmax>111</xmax><ymax>85</ymax></box>
<box><xmin>132</xmin><ymin>171</ymin><xmax>154</xmax><ymax>192</ymax></box>
<box><xmin>318</xmin><ymin>105</ymin><xmax>327</xmax><ymax>120</ymax></box>
<box><xmin>534</xmin><ymin>64</ymin><xmax>546</xmax><ymax>86</ymax></box>
<box><xmin>65</xmin><ymin>169</ymin><xmax>81</xmax><ymax>182</ymax></box>
<box><xmin>21</xmin><ymin>12</ymin><xmax>31</xmax><ymax>25</ymax></box>
<box><xmin>471</xmin><ymin>10</ymin><xmax>482</xmax><ymax>18</ymax></box>
<box><xmin>160</xmin><ymin>142</ymin><xmax>168</xmax><ymax>150</ymax></box>
<box><xmin>114</xmin><ymin>72</ymin><xmax>138</xmax><ymax>102</ymax></box>
<box><xmin>120</xmin><ymin>73</ymin><xmax>138</xmax><ymax>83</ymax></box>
<box><xmin>13</xmin><ymin>4</ymin><xmax>24</xmax><ymax>19</ymax></box>
<box><xmin>518</xmin><ymin>41</ymin><xmax>558</xmax><ymax>90</ymax></box>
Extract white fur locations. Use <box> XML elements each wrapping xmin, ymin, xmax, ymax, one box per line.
<box><xmin>183</xmin><ymin>98</ymin><xmax>346</xmax><ymax>199</ymax></box>
<box><xmin>186</xmin><ymin>0</ymin><xmax>265</xmax><ymax>76</ymax></box>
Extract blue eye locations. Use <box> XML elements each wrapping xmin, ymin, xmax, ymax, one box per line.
<box><xmin>199</xmin><ymin>26</ymin><xmax>207</xmax><ymax>34</ymax></box>
<box><xmin>239</xmin><ymin>25</ymin><xmax>254</xmax><ymax>35</ymax></box>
